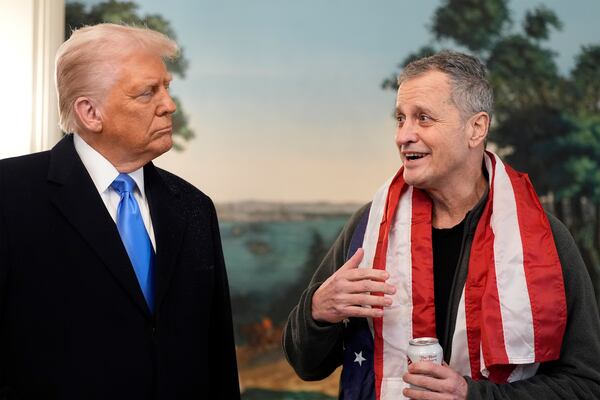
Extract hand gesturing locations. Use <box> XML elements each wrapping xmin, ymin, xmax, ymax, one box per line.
<box><xmin>311</xmin><ymin>248</ymin><xmax>396</xmax><ymax>323</ymax></box>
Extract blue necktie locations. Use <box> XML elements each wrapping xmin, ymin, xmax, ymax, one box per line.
<box><xmin>111</xmin><ymin>173</ymin><xmax>155</xmax><ymax>312</ymax></box>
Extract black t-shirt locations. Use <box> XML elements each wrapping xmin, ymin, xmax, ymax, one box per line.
<box><xmin>432</xmin><ymin>219</ymin><xmax>465</xmax><ymax>347</ymax></box>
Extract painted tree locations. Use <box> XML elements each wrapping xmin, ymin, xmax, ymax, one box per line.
<box><xmin>65</xmin><ymin>0</ymin><xmax>194</xmax><ymax>150</ymax></box>
<box><xmin>382</xmin><ymin>0</ymin><xmax>600</xmax><ymax>305</ymax></box>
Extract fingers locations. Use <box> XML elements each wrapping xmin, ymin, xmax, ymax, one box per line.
<box><xmin>345</xmin><ymin>267</ymin><xmax>390</xmax><ymax>282</ymax></box>
<box><xmin>311</xmin><ymin>247</ymin><xmax>397</xmax><ymax>323</ymax></box>
<box><xmin>342</xmin><ymin>305</ymin><xmax>385</xmax><ymax>319</ymax></box>
<box><xmin>337</xmin><ymin>248</ymin><xmax>392</xmax><ymax>284</ymax></box>
<box><xmin>346</xmin><ymin>293</ymin><xmax>393</xmax><ymax>308</ymax></box>
<box><xmin>408</xmin><ymin>362</ymin><xmax>449</xmax><ymax>379</ymax></box>
<box><xmin>402</xmin><ymin>386</ymin><xmax>446</xmax><ymax>400</ymax></box>
<box><xmin>319</xmin><ymin>293</ymin><xmax>393</xmax><ymax>319</ymax></box>
<box><xmin>311</xmin><ymin>285</ymin><xmax>394</xmax><ymax>322</ymax></box>
<box><xmin>312</xmin><ymin>295</ymin><xmax>389</xmax><ymax>322</ymax></box>
<box><xmin>403</xmin><ymin>372</ymin><xmax>440</xmax><ymax>391</ymax></box>
<box><xmin>403</xmin><ymin>363</ymin><xmax>468</xmax><ymax>399</ymax></box>
<box><xmin>339</xmin><ymin>248</ymin><xmax>364</xmax><ymax>271</ymax></box>
<box><xmin>339</xmin><ymin>248</ymin><xmax>391</xmax><ymax>280</ymax></box>
<box><xmin>338</xmin><ymin>276</ymin><xmax>395</xmax><ymax>295</ymax></box>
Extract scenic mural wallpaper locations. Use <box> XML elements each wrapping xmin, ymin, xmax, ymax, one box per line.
<box><xmin>65</xmin><ymin>1</ymin><xmax>600</xmax><ymax>398</ymax></box>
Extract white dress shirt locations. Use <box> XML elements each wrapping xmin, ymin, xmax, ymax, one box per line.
<box><xmin>73</xmin><ymin>134</ymin><xmax>156</xmax><ymax>250</ymax></box>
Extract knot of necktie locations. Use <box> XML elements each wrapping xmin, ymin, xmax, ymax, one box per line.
<box><xmin>111</xmin><ymin>173</ymin><xmax>137</xmax><ymax>196</ymax></box>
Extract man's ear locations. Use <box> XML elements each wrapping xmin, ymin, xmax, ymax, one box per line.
<box><xmin>73</xmin><ymin>97</ymin><xmax>103</xmax><ymax>133</ymax></box>
<box><xmin>468</xmin><ymin>112</ymin><xmax>489</xmax><ymax>148</ymax></box>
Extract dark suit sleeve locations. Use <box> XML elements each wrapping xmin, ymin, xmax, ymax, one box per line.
<box><xmin>465</xmin><ymin>215</ymin><xmax>600</xmax><ymax>399</ymax></box>
<box><xmin>207</xmin><ymin>200</ymin><xmax>241</xmax><ymax>399</ymax></box>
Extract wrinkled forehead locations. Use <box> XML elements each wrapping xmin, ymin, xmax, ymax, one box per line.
<box><xmin>396</xmin><ymin>70</ymin><xmax>454</xmax><ymax>109</ymax></box>
<box><xmin>111</xmin><ymin>51</ymin><xmax>172</xmax><ymax>83</ymax></box>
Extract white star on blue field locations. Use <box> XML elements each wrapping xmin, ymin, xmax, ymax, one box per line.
<box><xmin>354</xmin><ymin>351</ymin><xmax>366</xmax><ymax>367</ymax></box>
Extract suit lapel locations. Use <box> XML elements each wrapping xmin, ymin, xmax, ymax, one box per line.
<box><xmin>48</xmin><ymin>135</ymin><xmax>152</xmax><ymax>319</ymax></box>
<box><xmin>144</xmin><ymin>163</ymin><xmax>187</xmax><ymax>311</ymax></box>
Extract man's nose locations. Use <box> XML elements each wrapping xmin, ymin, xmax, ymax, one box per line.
<box><xmin>157</xmin><ymin>90</ymin><xmax>177</xmax><ymax>116</ymax></box>
<box><xmin>395</xmin><ymin>119</ymin><xmax>418</xmax><ymax>146</ymax></box>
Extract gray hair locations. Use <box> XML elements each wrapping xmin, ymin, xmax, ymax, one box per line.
<box><xmin>55</xmin><ymin>23</ymin><xmax>179</xmax><ymax>134</ymax></box>
<box><xmin>398</xmin><ymin>51</ymin><xmax>493</xmax><ymax>121</ymax></box>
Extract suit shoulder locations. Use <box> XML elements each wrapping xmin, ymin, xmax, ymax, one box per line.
<box><xmin>0</xmin><ymin>151</ymin><xmax>51</xmax><ymax>187</ymax></box>
<box><xmin>0</xmin><ymin>151</ymin><xmax>51</xmax><ymax>173</ymax></box>
<box><xmin>154</xmin><ymin>167</ymin><xmax>214</xmax><ymax>207</ymax></box>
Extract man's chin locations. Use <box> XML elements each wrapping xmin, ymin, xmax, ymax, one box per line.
<box><xmin>150</xmin><ymin>136</ymin><xmax>174</xmax><ymax>159</ymax></box>
<box><xmin>402</xmin><ymin>171</ymin><xmax>428</xmax><ymax>189</ymax></box>
<box><xmin>402</xmin><ymin>170</ymin><xmax>417</xmax><ymax>185</ymax></box>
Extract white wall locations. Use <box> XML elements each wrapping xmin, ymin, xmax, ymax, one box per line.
<box><xmin>0</xmin><ymin>0</ymin><xmax>64</xmax><ymax>159</ymax></box>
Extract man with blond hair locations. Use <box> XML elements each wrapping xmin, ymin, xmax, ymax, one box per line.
<box><xmin>0</xmin><ymin>24</ymin><xmax>239</xmax><ymax>399</ymax></box>
<box><xmin>284</xmin><ymin>51</ymin><xmax>600</xmax><ymax>399</ymax></box>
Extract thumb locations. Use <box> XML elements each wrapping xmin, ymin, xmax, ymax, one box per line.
<box><xmin>340</xmin><ymin>248</ymin><xmax>364</xmax><ymax>271</ymax></box>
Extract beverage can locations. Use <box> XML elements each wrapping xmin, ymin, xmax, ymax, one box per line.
<box><xmin>407</xmin><ymin>337</ymin><xmax>443</xmax><ymax>390</ymax></box>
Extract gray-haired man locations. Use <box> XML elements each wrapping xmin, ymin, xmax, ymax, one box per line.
<box><xmin>284</xmin><ymin>51</ymin><xmax>600</xmax><ymax>399</ymax></box>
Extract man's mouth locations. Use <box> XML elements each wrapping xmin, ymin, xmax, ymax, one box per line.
<box><xmin>404</xmin><ymin>152</ymin><xmax>429</xmax><ymax>161</ymax></box>
<box><xmin>155</xmin><ymin>126</ymin><xmax>173</xmax><ymax>134</ymax></box>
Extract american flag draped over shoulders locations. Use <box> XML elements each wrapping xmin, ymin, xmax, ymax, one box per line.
<box><xmin>338</xmin><ymin>151</ymin><xmax>566</xmax><ymax>399</ymax></box>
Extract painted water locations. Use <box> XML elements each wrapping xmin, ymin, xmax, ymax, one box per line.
<box><xmin>220</xmin><ymin>217</ymin><xmax>348</xmax><ymax>328</ymax></box>
<box><xmin>222</xmin><ymin>217</ymin><xmax>347</xmax><ymax>294</ymax></box>
<box><xmin>219</xmin><ymin>216</ymin><xmax>349</xmax><ymax>398</ymax></box>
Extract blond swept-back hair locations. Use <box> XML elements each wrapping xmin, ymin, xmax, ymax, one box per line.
<box><xmin>55</xmin><ymin>23</ymin><xmax>179</xmax><ymax>134</ymax></box>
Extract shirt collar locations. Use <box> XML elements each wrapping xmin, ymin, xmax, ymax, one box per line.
<box><xmin>73</xmin><ymin>134</ymin><xmax>146</xmax><ymax>198</ymax></box>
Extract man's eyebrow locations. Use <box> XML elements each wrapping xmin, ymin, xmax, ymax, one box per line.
<box><xmin>414</xmin><ymin>104</ymin><xmax>435</xmax><ymax>115</ymax></box>
<box><xmin>395</xmin><ymin>104</ymin><xmax>435</xmax><ymax>115</ymax></box>
<box><xmin>131</xmin><ymin>75</ymin><xmax>173</xmax><ymax>91</ymax></box>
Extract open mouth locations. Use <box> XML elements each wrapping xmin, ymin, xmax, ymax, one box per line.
<box><xmin>404</xmin><ymin>152</ymin><xmax>429</xmax><ymax>161</ymax></box>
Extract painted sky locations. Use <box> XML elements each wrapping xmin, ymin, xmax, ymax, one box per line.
<box><xmin>77</xmin><ymin>0</ymin><xmax>600</xmax><ymax>202</ymax></box>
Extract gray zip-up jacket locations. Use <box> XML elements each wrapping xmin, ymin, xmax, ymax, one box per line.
<box><xmin>283</xmin><ymin>196</ymin><xmax>600</xmax><ymax>399</ymax></box>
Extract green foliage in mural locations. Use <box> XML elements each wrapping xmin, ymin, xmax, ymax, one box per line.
<box><xmin>523</xmin><ymin>5</ymin><xmax>562</xmax><ymax>41</ymax></box>
<box><xmin>383</xmin><ymin>1</ymin><xmax>600</xmax><ymax>305</ymax></box>
<box><xmin>432</xmin><ymin>0</ymin><xmax>511</xmax><ymax>52</ymax></box>
<box><xmin>65</xmin><ymin>0</ymin><xmax>194</xmax><ymax>150</ymax></box>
